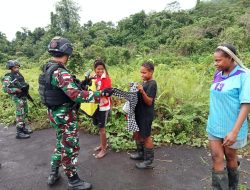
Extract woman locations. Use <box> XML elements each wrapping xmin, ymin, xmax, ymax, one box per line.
<box><xmin>207</xmin><ymin>44</ymin><xmax>250</xmax><ymax>189</ymax></box>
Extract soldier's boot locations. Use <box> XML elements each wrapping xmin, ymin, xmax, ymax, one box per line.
<box><xmin>23</xmin><ymin>124</ymin><xmax>33</xmax><ymax>134</ymax></box>
<box><xmin>130</xmin><ymin>141</ymin><xmax>144</xmax><ymax>160</ymax></box>
<box><xmin>47</xmin><ymin>166</ymin><xmax>61</xmax><ymax>185</ymax></box>
<box><xmin>68</xmin><ymin>173</ymin><xmax>92</xmax><ymax>190</ymax></box>
<box><xmin>227</xmin><ymin>162</ymin><xmax>240</xmax><ymax>190</ymax></box>
<box><xmin>136</xmin><ymin>148</ymin><xmax>154</xmax><ymax>169</ymax></box>
<box><xmin>16</xmin><ymin>127</ymin><xmax>30</xmax><ymax>139</ymax></box>
<box><xmin>212</xmin><ymin>169</ymin><xmax>229</xmax><ymax>190</ymax></box>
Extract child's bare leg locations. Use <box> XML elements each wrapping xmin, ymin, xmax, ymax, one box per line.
<box><xmin>95</xmin><ymin>128</ymin><xmax>107</xmax><ymax>159</ymax></box>
<box><xmin>100</xmin><ymin>128</ymin><xmax>107</xmax><ymax>151</ymax></box>
<box><xmin>136</xmin><ymin>136</ymin><xmax>154</xmax><ymax>169</ymax></box>
<box><xmin>130</xmin><ymin>132</ymin><xmax>144</xmax><ymax>160</ymax></box>
<box><xmin>144</xmin><ymin>136</ymin><xmax>153</xmax><ymax>149</ymax></box>
<box><xmin>133</xmin><ymin>131</ymin><xmax>142</xmax><ymax>141</ymax></box>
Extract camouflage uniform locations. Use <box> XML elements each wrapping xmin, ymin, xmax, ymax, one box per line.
<box><xmin>2</xmin><ymin>73</ymin><xmax>29</xmax><ymax>130</ymax></box>
<box><xmin>46</xmin><ymin>61</ymin><xmax>100</xmax><ymax>178</ymax></box>
<box><xmin>41</xmin><ymin>36</ymin><xmax>109</xmax><ymax>189</ymax></box>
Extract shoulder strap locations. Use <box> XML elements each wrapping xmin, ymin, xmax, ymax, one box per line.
<box><xmin>6</xmin><ymin>72</ymin><xmax>15</xmax><ymax>81</ymax></box>
<box><xmin>44</xmin><ymin>62</ymin><xmax>66</xmax><ymax>84</ymax></box>
<box><xmin>2</xmin><ymin>73</ymin><xmax>10</xmax><ymax>82</ymax></box>
<box><xmin>4</xmin><ymin>72</ymin><xmax>12</xmax><ymax>77</ymax></box>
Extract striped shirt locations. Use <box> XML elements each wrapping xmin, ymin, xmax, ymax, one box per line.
<box><xmin>207</xmin><ymin>65</ymin><xmax>250</xmax><ymax>140</ymax></box>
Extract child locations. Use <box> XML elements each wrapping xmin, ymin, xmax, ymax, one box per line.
<box><xmin>2</xmin><ymin>60</ymin><xmax>32</xmax><ymax>139</ymax></box>
<box><xmin>207</xmin><ymin>44</ymin><xmax>250</xmax><ymax>189</ymax></box>
<box><xmin>92</xmin><ymin>59</ymin><xmax>112</xmax><ymax>159</ymax></box>
<box><xmin>130</xmin><ymin>61</ymin><xmax>157</xmax><ymax>169</ymax></box>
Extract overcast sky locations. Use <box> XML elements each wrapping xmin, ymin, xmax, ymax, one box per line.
<box><xmin>0</xmin><ymin>0</ymin><xmax>196</xmax><ymax>41</ymax></box>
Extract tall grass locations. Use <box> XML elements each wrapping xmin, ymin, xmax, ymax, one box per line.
<box><xmin>1</xmin><ymin>60</ymin><xmax>249</xmax><ymax>151</ymax></box>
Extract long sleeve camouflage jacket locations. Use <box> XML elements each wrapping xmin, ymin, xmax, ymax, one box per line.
<box><xmin>50</xmin><ymin>63</ymin><xmax>100</xmax><ymax>104</ymax></box>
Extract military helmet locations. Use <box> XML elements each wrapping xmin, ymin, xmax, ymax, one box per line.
<box><xmin>48</xmin><ymin>36</ymin><xmax>73</xmax><ymax>56</ymax></box>
<box><xmin>6</xmin><ymin>60</ymin><xmax>20</xmax><ymax>69</ymax></box>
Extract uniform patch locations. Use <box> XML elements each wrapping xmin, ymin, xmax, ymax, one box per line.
<box><xmin>50</xmin><ymin>40</ymin><xmax>58</xmax><ymax>49</ymax></box>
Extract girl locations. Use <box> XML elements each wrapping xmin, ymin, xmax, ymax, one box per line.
<box><xmin>130</xmin><ymin>61</ymin><xmax>157</xmax><ymax>169</ymax></box>
<box><xmin>207</xmin><ymin>44</ymin><xmax>250</xmax><ymax>189</ymax></box>
<box><xmin>92</xmin><ymin>59</ymin><xmax>112</xmax><ymax>159</ymax></box>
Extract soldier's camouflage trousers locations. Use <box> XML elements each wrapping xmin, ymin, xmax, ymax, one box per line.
<box><xmin>48</xmin><ymin>107</ymin><xmax>80</xmax><ymax>178</ymax></box>
<box><xmin>13</xmin><ymin>96</ymin><xmax>28</xmax><ymax>129</ymax></box>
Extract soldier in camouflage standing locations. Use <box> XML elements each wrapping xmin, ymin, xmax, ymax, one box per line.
<box><xmin>2</xmin><ymin>60</ymin><xmax>33</xmax><ymax>139</ymax></box>
<box><xmin>39</xmin><ymin>36</ymin><xmax>112</xmax><ymax>190</ymax></box>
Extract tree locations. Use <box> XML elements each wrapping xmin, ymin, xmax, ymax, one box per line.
<box><xmin>165</xmin><ymin>1</ymin><xmax>181</xmax><ymax>12</ymax></box>
<box><xmin>51</xmin><ymin>0</ymin><xmax>81</xmax><ymax>33</ymax></box>
<box><xmin>0</xmin><ymin>32</ymin><xmax>11</xmax><ymax>63</ymax></box>
<box><xmin>196</xmin><ymin>0</ymin><xmax>201</xmax><ymax>7</ymax></box>
<box><xmin>219</xmin><ymin>26</ymin><xmax>247</xmax><ymax>51</ymax></box>
<box><xmin>0</xmin><ymin>32</ymin><xmax>10</xmax><ymax>53</ymax></box>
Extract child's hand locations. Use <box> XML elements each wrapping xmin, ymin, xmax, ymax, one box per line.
<box><xmin>137</xmin><ymin>84</ymin><xmax>144</xmax><ymax>93</ymax></box>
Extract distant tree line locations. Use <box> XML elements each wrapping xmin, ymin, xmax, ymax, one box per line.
<box><xmin>0</xmin><ymin>0</ymin><xmax>250</xmax><ymax>72</ymax></box>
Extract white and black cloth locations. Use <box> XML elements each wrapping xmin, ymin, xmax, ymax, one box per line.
<box><xmin>112</xmin><ymin>84</ymin><xmax>139</xmax><ymax>132</ymax></box>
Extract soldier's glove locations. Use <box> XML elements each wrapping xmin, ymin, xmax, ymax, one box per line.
<box><xmin>80</xmin><ymin>78</ymin><xmax>92</xmax><ymax>91</ymax></box>
<box><xmin>72</xmin><ymin>75</ymin><xmax>84</xmax><ymax>89</ymax></box>
<box><xmin>101</xmin><ymin>88</ymin><xmax>114</xmax><ymax>97</ymax></box>
<box><xmin>72</xmin><ymin>75</ymin><xmax>81</xmax><ymax>84</ymax></box>
<box><xmin>81</xmin><ymin>78</ymin><xmax>92</xmax><ymax>88</ymax></box>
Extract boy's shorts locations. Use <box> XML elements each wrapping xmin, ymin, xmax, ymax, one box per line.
<box><xmin>93</xmin><ymin>110</ymin><xmax>109</xmax><ymax>128</ymax></box>
<box><xmin>208</xmin><ymin>133</ymin><xmax>247</xmax><ymax>149</ymax></box>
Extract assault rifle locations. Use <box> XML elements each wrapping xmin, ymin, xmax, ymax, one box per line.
<box><xmin>9</xmin><ymin>78</ymin><xmax>36</xmax><ymax>106</ymax></box>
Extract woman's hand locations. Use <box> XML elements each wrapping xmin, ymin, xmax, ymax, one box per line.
<box><xmin>223</xmin><ymin>131</ymin><xmax>237</xmax><ymax>146</ymax></box>
<box><xmin>223</xmin><ymin>104</ymin><xmax>249</xmax><ymax>147</ymax></box>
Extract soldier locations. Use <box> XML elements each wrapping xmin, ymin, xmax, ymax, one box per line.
<box><xmin>39</xmin><ymin>36</ymin><xmax>112</xmax><ymax>190</ymax></box>
<box><xmin>2</xmin><ymin>60</ymin><xmax>33</xmax><ymax>139</ymax></box>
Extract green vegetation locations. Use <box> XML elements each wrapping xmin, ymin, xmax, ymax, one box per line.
<box><xmin>0</xmin><ymin>0</ymin><xmax>250</xmax><ymax>153</ymax></box>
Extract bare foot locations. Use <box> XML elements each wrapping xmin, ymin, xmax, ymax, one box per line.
<box><xmin>94</xmin><ymin>150</ymin><xmax>107</xmax><ymax>159</ymax></box>
<box><xmin>94</xmin><ymin>144</ymin><xmax>108</xmax><ymax>151</ymax></box>
<box><xmin>94</xmin><ymin>145</ymin><xmax>101</xmax><ymax>151</ymax></box>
